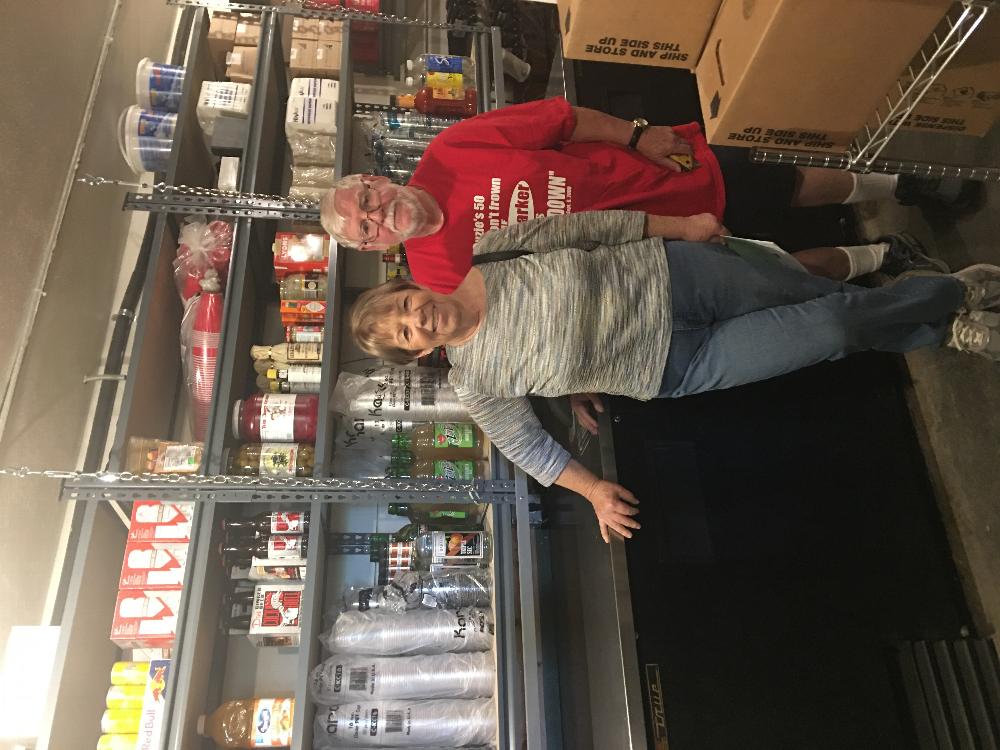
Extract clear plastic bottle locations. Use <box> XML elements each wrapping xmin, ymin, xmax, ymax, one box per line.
<box><xmin>342</xmin><ymin>569</ymin><xmax>491</xmax><ymax>612</ymax></box>
<box><xmin>197</xmin><ymin>698</ymin><xmax>295</xmax><ymax>748</ymax></box>
<box><xmin>395</xmin><ymin>88</ymin><xmax>477</xmax><ymax>118</ymax></box>
<box><xmin>413</xmin><ymin>529</ymin><xmax>492</xmax><ymax>570</ymax></box>
<box><xmin>125</xmin><ymin>437</ymin><xmax>203</xmax><ymax>474</ymax></box>
<box><xmin>225</xmin><ymin>443</ymin><xmax>315</xmax><ymax>478</ymax></box>
<box><xmin>391</xmin><ymin>423</ymin><xmax>487</xmax><ymax>460</ymax></box>
<box><xmin>278</xmin><ymin>273</ymin><xmax>327</xmax><ymax>301</ymax></box>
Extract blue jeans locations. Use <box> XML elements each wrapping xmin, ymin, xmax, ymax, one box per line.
<box><xmin>658</xmin><ymin>240</ymin><xmax>965</xmax><ymax>398</ymax></box>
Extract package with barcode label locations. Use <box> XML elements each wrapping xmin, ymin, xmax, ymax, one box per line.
<box><xmin>313</xmin><ymin>698</ymin><xmax>496</xmax><ymax>748</ymax></box>
<box><xmin>310</xmin><ymin>652</ymin><xmax>494</xmax><ymax>703</ymax></box>
<box><xmin>331</xmin><ymin>366</ymin><xmax>470</xmax><ymax>423</ymax></box>
<box><xmin>323</xmin><ymin>607</ymin><xmax>494</xmax><ymax>656</ymax></box>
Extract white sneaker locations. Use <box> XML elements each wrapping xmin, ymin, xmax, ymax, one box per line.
<box><xmin>951</xmin><ymin>264</ymin><xmax>1000</xmax><ymax>311</ymax></box>
<box><xmin>947</xmin><ymin>311</ymin><xmax>1000</xmax><ymax>361</ymax></box>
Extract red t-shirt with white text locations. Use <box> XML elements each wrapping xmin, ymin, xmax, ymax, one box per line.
<box><xmin>405</xmin><ymin>96</ymin><xmax>725</xmax><ymax>293</ymax></box>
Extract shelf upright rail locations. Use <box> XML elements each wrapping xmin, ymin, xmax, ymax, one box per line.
<box><xmin>750</xmin><ymin>0</ymin><xmax>1000</xmax><ymax>180</ymax></box>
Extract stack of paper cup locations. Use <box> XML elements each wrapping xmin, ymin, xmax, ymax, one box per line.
<box><xmin>135</xmin><ymin>58</ymin><xmax>185</xmax><ymax>112</ymax></box>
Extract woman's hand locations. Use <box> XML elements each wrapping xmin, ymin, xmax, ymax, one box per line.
<box><xmin>569</xmin><ymin>392</ymin><xmax>604</xmax><ymax>435</ymax></box>
<box><xmin>681</xmin><ymin>213</ymin><xmax>730</xmax><ymax>243</ymax></box>
<box><xmin>635</xmin><ymin>125</ymin><xmax>694</xmax><ymax>171</ymax></box>
<box><xmin>585</xmin><ymin>480</ymin><xmax>641</xmax><ymax>543</ymax></box>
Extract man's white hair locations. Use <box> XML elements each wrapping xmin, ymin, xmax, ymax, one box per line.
<box><xmin>319</xmin><ymin>174</ymin><xmax>366</xmax><ymax>247</ymax></box>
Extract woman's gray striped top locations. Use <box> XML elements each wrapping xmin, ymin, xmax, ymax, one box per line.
<box><xmin>445</xmin><ymin>210</ymin><xmax>672</xmax><ymax>487</ymax></box>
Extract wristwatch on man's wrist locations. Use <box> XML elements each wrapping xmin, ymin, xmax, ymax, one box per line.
<box><xmin>628</xmin><ymin>117</ymin><xmax>649</xmax><ymax>150</ymax></box>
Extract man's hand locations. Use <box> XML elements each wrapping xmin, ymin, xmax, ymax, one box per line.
<box><xmin>586</xmin><ymin>480</ymin><xmax>641</xmax><ymax>543</ymax></box>
<box><xmin>569</xmin><ymin>392</ymin><xmax>604</xmax><ymax>436</ymax></box>
<box><xmin>636</xmin><ymin>125</ymin><xmax>694</xmax><ymax>172</ymax></box>
<box><xmin>681</xmin><ymin>213</ymin><xmax>729</xmax><ymax>243</ymax></box>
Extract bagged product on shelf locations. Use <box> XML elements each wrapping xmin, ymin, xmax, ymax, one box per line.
<box><xmin>323</xmin><ymin>607</ymin><xmax>494</xmax><ymax>656</ymax></box>
<box><xmin>128</xmin><ymin>501</ymin><xmax>194</xmax><ymax>543</ymax></box>
<box><xmin>312</xmin><ymin>698</ymin><xmax>496</xmax><ymax>748</ymax></box>
<box><xmin>286</xmin><ymin>96</ymin><xmax>337</xmax><ymax>166</ymax></box>
<box><xmin>180</xmin><ymin>275</ymin><xmax>224</xmax><ymax>440</ymax></box>
<box><xmin>173</xmin><ymin>217</ymin><xmax>234</xmax><ymax>302</ymax></box>
<box><xmin>291</xmin><ymin>165</ymin><xmax>336</xmax><ymax>191</ymax></box>
<box><xmin>197</xmin><ymin>697</ymin><xmax>294</xmax><ymax>748</ymax></box>
<box><xmin>110</xmin><ymin>589</ymin><xmax>182</xmax><ymax>649</ymax></box>
<box><xmin>119</xmin><ymin>541</ymin><xmax>189</xmax><ymax>589</ymax></box>
<box><xmin>310</xmin><ymin>651</ymin><xmax>495</xmax><ymax>703</ymax></box>
<box><xmin>331</xmin><ymin>367</ymin><xmax>470</xmax><ymax>423</ymax></box>
<box><xmin>342</xmin><ymin>570</ymin><xmax>491</xmax><ymax>613</ymax></box>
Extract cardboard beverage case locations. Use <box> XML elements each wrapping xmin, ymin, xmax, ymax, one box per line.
<box><xmin>135</xmin><ymin>660</ymin><xmax>171</xmax><ymax>750</ymax></box>
<box><xmin>557</xmin><ymin>0</ymin><xmax>722</xmax><ymax>69</ymax></box>
<box><xmin>696</xmin><ymin>0</ymin><xmax>952</xmax><ymax>152</ymax></box>
<box><xmin>120</xmin><ymin>541</ymin><xmax>189</xmax><ymax>589</ymax></box>
<box><xmin>248</xmin><ymin>583</ymin><xmax>305</xmax><ymax>647</ymax></box>
<box><xmin>128</xmin><ymin>501</ymin><xmax>194</xmax><ymax>543</ymax></box>
<box><xmin>902</xmin><ymin>5</ymin><xmax>1000</xmax><ymax>137</ymax></box>
<box><xmin>111</xmin><ymin>589</ymin><xmax>182</xmax><ymax>649</ymax></box>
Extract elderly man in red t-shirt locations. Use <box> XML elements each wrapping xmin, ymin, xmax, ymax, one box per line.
<box><xmin>321</xmin><ymin>97</ymin><xmax>967</xmax><ymax>293</ymax></box>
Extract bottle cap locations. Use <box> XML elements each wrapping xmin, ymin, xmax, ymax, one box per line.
<box><xmin>231</xmin><ymin>400</ymin><xmax>243</xmax><ymax>440</ymax></box>
<box><xmin>395</xmin><ymin>94</ymin><xmax>415</xmax><ymax>109</ymax></box>
<box><xmin>196</xmin><ymin>716</ymin><xmax>207</xmax><ymax>736</ymax></box>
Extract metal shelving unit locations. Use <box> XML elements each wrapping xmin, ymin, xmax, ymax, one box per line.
<box><xmin>44</xmin><ymin>4</ymin><xmax>542</xmax><ymax>750</ymax></box>
<box><xmin>750</xmin><ymin>0</ymin><xmax>1000</xmax><ymax>180</ymax></box>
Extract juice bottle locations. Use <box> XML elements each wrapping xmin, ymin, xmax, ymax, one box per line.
<box><xmin>395</xmin><ymin>89</ymin><xmax>477</xmax><ymax>118</ymax></box>
<box><xmin>391</xmin><ymin>423</ymin><xmax>487</xmax><ymax>460</ymax></box>
<box><xmin>197</xmin><ymin>698</ymin><xmax>295</xmax><ymax>748</ymax></box>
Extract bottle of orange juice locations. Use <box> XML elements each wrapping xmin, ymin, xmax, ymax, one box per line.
<box><xmin>197</xmin><ymin>698</ymin><xmax>294</xmax><ymax>748</ymax></box>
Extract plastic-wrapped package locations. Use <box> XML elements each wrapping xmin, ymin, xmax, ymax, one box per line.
<box><xmin>323</xmin><ymin>608</ymin><xmax>494</xmax><ymax>656</ymax></box>
<box><xmin>312</xmin><ymin>698</ymin><xmax>496</xmax><ymax>748</ymax></box>
<box><xmin>288</xmin><ymin>185</ymin><xmax>328</xmax><ymax>201</ymax></box>
<box><xmin>342</xmin><ymin>570</ymin><xmax>491</xmax><ymax>613</ymax></box>
<box><xmin>288</xmin><ymin>132</ymin><xmax>336</xmax><ymax>166</ymax></box>
<box><xmin>180</xmin><ymin>276</ymin><xmax>224</xmax><ymax>440</ymax></box>
<box><xmin>173</xmin><ymin>218</ymin><xmax>233</xmax><ymax>302</ymax></box>
<box><xmin>291</xmin><ymin>166</ymin><xmax>336</xmax><ymax>189</ymax></box>
<box><xmin>309</xmin><ymin>652</ymin><xmax>494</xmax><ymax>703</ymax></box>
<box><xmin>331</xmin><ymin>367</ymin><xmax>469</xmax><ymax>423</ymax></box>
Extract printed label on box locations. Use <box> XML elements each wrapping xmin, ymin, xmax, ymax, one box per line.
<box><xmin>120</xmin><ymin>542</ymin><xmax>188</xmax><ymax>589</ymax></box>
<box><xmin>128</xmin><ymin>501</ymin><xmax>194</xmax><ymax>542</ymax></box>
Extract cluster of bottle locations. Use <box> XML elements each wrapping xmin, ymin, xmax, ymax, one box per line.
<box><xmin>387</xmin><ymin>422</ymin><xmax>489</xmax><ymax>481</ymax></box>
<box><xmin>368</xmin><ymin>103</ymin><xmax>462</xmax><ymax>184</ymax></box>
<box><xmin>382</xmin><ymin>244</ymin><xmax>409</xmax><ymax>281</ymax></box>
<box><xmin>220</xmin><ymin>510</ymin><xmax>310</xmax><ymax>646</ymax></box>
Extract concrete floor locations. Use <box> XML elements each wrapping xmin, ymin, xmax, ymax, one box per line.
<box><xmin>857</xmin><ymin>126</ymin><xmax>1000</xmax><ymax>645</ymax></box>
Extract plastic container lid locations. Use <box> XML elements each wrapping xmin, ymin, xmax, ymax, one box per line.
<box><xmin>135</xmin><ymin>57</ymin><xmax>153</xmax><ymax>110</ymax></box>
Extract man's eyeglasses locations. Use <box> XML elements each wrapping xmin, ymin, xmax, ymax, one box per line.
<box><xmin>358</xmin><ymin>180</ymin><xmax>382</xmax><ymax>248</ymax></box>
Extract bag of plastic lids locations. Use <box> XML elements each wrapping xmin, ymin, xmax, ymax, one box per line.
<box><xmin>310</xmin><ymin>651</ymin><xmax>495</xmax><ymax>703</ymax></box>
<box><xmin>323</xmin><ymin>607</ymin><xmax>494</xmax><ymax>656</ymax></box>
<box><xmin>312</xmin><ymin>698</ymin><xmax>496</xmax><ymax>748</ymax></box>
<box><xmin>342</xmin><ymin>570</ymin><xmax>492</xmax><ymax>614</ymax></box>
<box><xmin>331</xmin><ymin>366</ymin><xmax>470</xmax><ymax>423</ymax></box>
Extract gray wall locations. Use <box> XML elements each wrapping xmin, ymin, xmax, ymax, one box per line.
<box><xmin>0</xmin><ymin>0</ymin><xmax>177</xmax><ymax>719</ymax></box>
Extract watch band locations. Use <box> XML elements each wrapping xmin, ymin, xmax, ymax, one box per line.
<box><xmin>628</xmin><ymin>118</ymin><xmax>648</xmax><ymax>150</ymax></box>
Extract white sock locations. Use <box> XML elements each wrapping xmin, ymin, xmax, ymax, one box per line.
<box><xmin>842</xmin><ymin>172</ymin><xmax>899</xmax><ymax>204</ymax></box>
<box><xmin>837</xmin><ymin>243</ymin><xmax>890</xmax><ymax>279</ymax></box>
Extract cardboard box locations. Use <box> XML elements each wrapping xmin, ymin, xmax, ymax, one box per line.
<box><xmin>697</xmin><ymin>0</ymin><xmax>951</xmax><ymax>152</ymax></box>
<box><xmin>208</xmin><ymin>14</ymin><xmax>237</xmax><ymax>73</ymax></box>
<box><xmin>290</xmin><ymin>77</ymin><xmax>340</xmax><ymax>100</ymax></box>
<box><xmin>317</xmin><ymin>19</ymin><xmax>343</xmax><ymax>41</ymax></box>
<box><xmin>135</xmin><ymin>660</ymin><xmax>171</xmax><ymax>750</ymax></box>
<box><xmin>248</xmin><ymin>583</ymin><xmax>304</xmax><ymax>647</ymax></box>
<box><xmin>315</xmin><ymin>41</ymin><xmax>342</xmax><ymax>76</ymax></box>
<box><xmin>289</xmin><ymin>40</ymin><xmax>318</xmax><ymax>76</ymax></box>
<box><xmin>111</xmin><ymin>589</ymin><xmax>182</xmax><ymax>649</ymax></box>
<box><xmin>128</xmin><ymin>501</ymin><xmax>194</xmax><ymax>543</ymax></box>
<box><xmin>226</xmin><ymin>45</ymin><xmax>259</xmax><ymax>83</ymax></box>
<box><xmin>120</xmin><ymin>542</ymin><xmax>188</xmax><ymax>589</ymax></box>
<box><xmin>902</xmin><ymin>4</ymin><xmax>1000</xmax><ymax>137</ymax></box>
<box><xmin>234</xmin><ymin>17</ymin><xmax>262</xmax><ymax>46</ymax></box>
<box><xmin>291</xmin><ymin>17</ymin><xmax>319</xmax><ymax>41</ymax></box>
<box><xmin>557</xmin><ymin>0</ymin><xmax>721</xmax><ymax>69</ymax></box>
